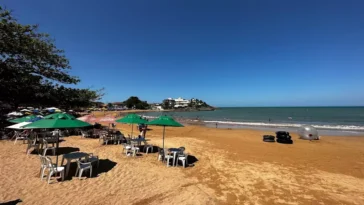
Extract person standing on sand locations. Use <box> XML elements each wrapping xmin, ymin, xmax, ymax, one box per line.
<box><xmin>216</xmin><ymin>122</ymin><xmax>218</xmax><ymax>128</ymax></box>
<box><xmin>139</xmin><ymin>126</ymin><xmax>147</xmax><ymax>138</ymax></box>
<box><xmin>143</xmin><ymin>126</ymin><xmax>147</xmax><ymax>137</ymax></box>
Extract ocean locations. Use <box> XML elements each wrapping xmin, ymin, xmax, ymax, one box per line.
<box><xmin>142</xmin><ymin>107</ymin><xmax>364</xmax><ymax>136</ymax></box>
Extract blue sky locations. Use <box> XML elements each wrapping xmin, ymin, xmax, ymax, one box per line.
<box><xmin>3</xmin><ymin>0</ymin><xmax>364</xmax><ymax>106</ymax></box>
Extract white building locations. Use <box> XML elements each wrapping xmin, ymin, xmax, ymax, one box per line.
<box><xmin>173</xmin><ymin>97</ymin><xmax>190</xmax><ymax>108</ymax></box>
<box><xmin>150</xmin><ymin>103</ymin><xmax>164</xmax><ymax>111</ymax></box>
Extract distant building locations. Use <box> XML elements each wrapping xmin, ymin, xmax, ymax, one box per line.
<box><xmin>161</xmin><ymin>97</ymin><xmax>208</xmax><ymax>109</ymax></box>
<box><xmin>173</xmin><ymin>97</ymin><xmax>190</xmax><ymax>108</ymax></box>
<box><xmin>93</xmin><ymin>101</ymin><xmax>105</xmax><ymax>108</ymax></box>
<box><xmin>150</xmin><ymin>103</ymin><xmax>164</xmax><ymax>111</ymax></box>
<box><xmin>111</xmin><ymin>102</ymin><xmax>127</xmax><ymax>110</ymax></box>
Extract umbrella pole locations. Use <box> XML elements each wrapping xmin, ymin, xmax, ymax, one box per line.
<box><xmin>56</xmin><ymin>130</ymin><xmax>60</xmax><ymax>166</ymax></box>
<box><xmin>131</xmin><ymin>124</ymin><xmax>133</xmax><ymax>139</ymax></box>
<box><xmin>162</xmin><ymin>125</ymin><xmax>165</xmax><ymax>150</ymax></box>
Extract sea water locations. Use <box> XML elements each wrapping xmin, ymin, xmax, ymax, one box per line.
<box><xmin>142</xmin><ymin>107</ymin><xmax>364</xmax><ymax>136</ymax></box>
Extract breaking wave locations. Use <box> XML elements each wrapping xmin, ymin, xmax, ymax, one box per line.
<box><xmin>203</xmin><ymin>120</ymin><xmax>364</xmax><ymax>131</ymax></box>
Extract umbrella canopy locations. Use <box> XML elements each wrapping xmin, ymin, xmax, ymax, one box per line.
<box><xmin>7</xmin><ymin>112</ymin><xmax>23</xmax><ymax>117</ymax></box>
<box><xmin>43</xmin><ymin>112</ymin><xmax>73</xmax><ymax>118</ymax></box>
<box><xmin>77</xmin><ymin>115</ymin><xmax>91</xmax><ymax>122</ymax></box>
<box><xmin>22</xmin><ymin>113</ymin><xmax>92</xmax><ymax>165</ymax></box>
<box><xmin>45</xmin><ymin>107</ymin><xmax>58</xmax><ymax>110</ymax></box>
<box><xmin>77</xmin><ymin>115</ymin><xmax>99</xmax><ymax>124</ymax></box>
<box><xmin>23</xmin><ymin>113</ymin><xmax>91</xmax><ymax>129</ymax></box>
<box><xmin>146</xmin><ymin>115</ymin><xmax>183</xmax><ymax>127</ymax></box>
<box><xmin>116</xmin><ymin>114</ymin><xmax>148</xmax><ymax>137</ymax></box>
<box><xmin>28</xmin><ymin>116</ymin><xmax>43</xmax><ymax>122</ymax></box>
<box><xmin>116</xmin><ymin>113</ymin><xmax>148</xmax><ymax>124</ymax></box>
<box><xmin>8</xmin><ymin>115</ymin><xmax>39</xmax><ymax>123</ymax></box>
<box><xmin>99</xmin><ymin>115</ymin><xmax>116</xmax><ymax>123</ymax></box>
<box><xmin>146</xmin><ymin>115</ymin><xmax>184</xmax><ymax>150</ymax></box>
<box><xmin>6</xmin><ymin>122</ymin><xmax>31</xmax><ymax>130</ymax></box>
<box><xmin>87</xmin><ymin>116</ymin><xmax>98</xmax><ymax>123</ymax></box>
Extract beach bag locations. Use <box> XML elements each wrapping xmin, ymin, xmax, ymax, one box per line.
<box><xmin>276</xmin><ymin>131</ymin><xmax>293</xmax><ymax>144</ymax></box>
<box><xmin>263</xmin><ymin>135</ymin><xmax>275</xmax><ymax>142</ymax></box>
<box><xmin>276</xmin><ymin>138</ymin><xmax>293</xmax><ymax>144</ymax></box>
<box><xmin>276</xmin><ymin>131</ymin><xmax>291</xmax><ymax>140</ymax></box>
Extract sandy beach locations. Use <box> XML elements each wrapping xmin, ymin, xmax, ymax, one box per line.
<box><xmin>1</xmin><ymin>113</ymin><xmax>364</xmax><ymax>205</ymax></box>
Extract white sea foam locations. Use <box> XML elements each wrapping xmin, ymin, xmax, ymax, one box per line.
<box><xmin>203</xmin><ymin>120</ymin><xmax>364</xmax><ymax>131</ymax></box>
<box><xmin>142</xmin><ymin>115</ymin><xmax>364</xmax><ymax>131</ymax></box>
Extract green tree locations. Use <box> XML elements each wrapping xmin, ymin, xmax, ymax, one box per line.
<box><xmin>107</xmin><ymin>103</ymin><xmax>113</xmax><ymax>109</ymax></box>
<box><xmin>0</xmin><ymin>6</ymin><xmax>102</xmax><ymax>110</ymax></box>
<box><xmin>162</xmin><ymin>99</ymin><xmax>170</xmax><ymax>109</ymax></box>
<box><xmin>162</xmin><ymin>99</ymin><xmax>175</xmax><ymax>109</ymax></box>
<box><xmin>124</xmin><ymin>96</ymin><xmax>149</xmax><ymax>110</ymax></box>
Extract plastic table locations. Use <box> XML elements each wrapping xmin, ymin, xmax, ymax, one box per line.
<box><xmin>61</xmin><ymin>152</ymin><xmax>89</xmax><ymax>176</ymax></box>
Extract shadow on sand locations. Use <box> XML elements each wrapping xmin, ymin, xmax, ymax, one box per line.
<box><xmin>30</xmin><ymin>147</ymin><xmax>80</xmax><ymax>156</ymax></box>
<box><xmin>0</xmin><ymin>199</ymin><xmax>22</xmax><ymax>205</ymax></box>
<box><xmin>138</xmin><ymin>145</ymin><xmax>159</xmax><ymax>154</ymax></box>
<box><xmin>61</xmin><ymin>159</ymin><xmax>117</xmax><ymax>181</ymax></box>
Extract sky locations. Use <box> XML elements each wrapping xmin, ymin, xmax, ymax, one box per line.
<box><xmin>3</xmin><ymin>0</ymin><xmax>364</xmax><ymax>107</ymax></box>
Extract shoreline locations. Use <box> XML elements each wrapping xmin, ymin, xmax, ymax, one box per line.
<box><xmin>92</xmin><ymin>111</ymin><xmax>364</xmax><ymax>136</ymax></box>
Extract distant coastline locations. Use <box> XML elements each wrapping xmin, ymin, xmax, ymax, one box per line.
<box><xmin>161</xmin><ymin>106</ymin><xmax>216</xmax><ymax>112</ymax></box>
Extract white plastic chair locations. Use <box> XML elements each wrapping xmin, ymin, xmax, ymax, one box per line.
<box><xmin>177</xmin><ymin>153</ymin><xmax>189</xmax><ymax>168</ymax></box>
<box><xmin>130</xmin><ymin>144</ymin><xmax>140</xmax><ymax>157</ymax></box>
<box><xmin>42</xmin><ymin>139</ymin><xmax>56</xmax><ymax>156</ymax></box>
<box><xmin>87</xmin><ymin>153</ymin><xmax>99</xmax><ymax>168</ymax></box>
<box><xmin>158</xmin><ymin>149</ymin><xmax>174</xmax><ymax>167</ymax></box>
<box><xmin>157</xmin><ymin>148</ymin><xmax>164</xmax><ymax>161</ymax></box>
<box><xmin>122</xmin><ymin>143</ymin><xmax>131</xmax><ymax>155</ymax></box>
<box><xmin>114</xmin><ymin>134</ymin><xmax>124</xmax><ymax>145</ymax></box>
<box><xmin>81</xmin><ymin>131</ymin><xmax>90</xmax><ymax>138</ymax></box>
<box><xmin>165</xmin><ymin>152</ymin><xmax>174</xmax><ymax>167</ymax></box>
<box><xmin>45</xmin><ymin>157</ymin><xmax>64</xmax><ymax>184</ymax></box>
<box><xmin>39</xmin><ymin>155</ymin><xmax>48</xmax><ymax>180</ymax></box>
<box><xmin>14</xmin><ymin>131</ymin><xmax>29</xmax><ymax>145</ymax></box>
<box><xmin>11</xmin><ymin>130</ymin><xmax>20</xmax><ymax>142</ymax></box>
<box><xmin>75</xmin><ymin>160</ymin><xmax>92</xmax><ymax>179</ymax></box>
<box><xmin>100</xmin><ymin>133</ymin><xmax>112</xmax><ymax>145</ymax></box>
<box><xmin>26</xmin><ymin>138</ymin><xmax>39</xmax><ymax>155</ymax></box>
<box><xmin>143</xmin><ymin>144</ymin><xmax>154</xmax><ymax>154</ymax></box>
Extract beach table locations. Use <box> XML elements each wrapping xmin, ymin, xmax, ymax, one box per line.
<box><xmin>129</xmin><ymin>138</ymin><xmax>149</xmax><ymax>146</ymax></box>
<box><xmin>168</xmin><ymin>148</ymin><xmax>182</xmax><ymax>166</ymax></box>
<box><xmin>61</xmin><ymin>152</ymin><xmax>89</xmax><ymax>176</ymax></box>
<box><xmin>31</xmin><ymin>132</ymin><xmax>56</xmax><ymax>150</ymax></box>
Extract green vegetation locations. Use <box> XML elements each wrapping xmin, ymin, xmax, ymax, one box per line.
<box><xmin>162</xmin><ymin>99</ymin><xmax>175</xmax><ymax>109</ymax></box>
<box><xmin>188</xmin><ymin>98</ymin><xmax>210</xmax><ymax>108</ymax></box>
<box><xmin>107</xmin><ymin>103</ymin><xmax>113</xmax><ymax>109</ymax></box>
<box><xmin>123</xmin><ymin>96</ymin><xmax>150</xmax><ymax>110</ymax></box>
<box><xmin>161</xmin><ymin>98</ymin><xmax>212</xmax><ymax>110</ymax></box>
<box><xmin>0</xmin><ymin>6</ymin><xmax>103</xmax><ymax>111</ymax></box>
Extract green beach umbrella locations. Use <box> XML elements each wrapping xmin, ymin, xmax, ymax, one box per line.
<box><xmin>43</xmin><ymin>113</ymin><xmax>75</xmax><ymax>120</ymax></box>
<box><xmin>23</xmin><ymin>113</ymin><xmax>92</xmax><ymax>165</ymax></box>
<box><xmin>24</xmin><ymin>113</ymin><xmax>90</xmax><ymax>129</ymax></box>
<box><xmin>116</xmin><ymin>113</ymin><xmax>148</xmax><ymax>138</ymax></box>
<box><xmin>8</xmin><ymin>115</ymin><xmax>38</xmax><ymax>123</ymax></box>
<box><xmin>146</xmin><ymin>115</ymin><xmax>184</xmax><ymax>150</ymax></box>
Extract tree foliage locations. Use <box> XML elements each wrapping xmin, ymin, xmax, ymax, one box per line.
<box><xmin>162</xmin><ymin>99</ymin><xmax>175</xmax><ymax>109</ymax></box>
<box><xmin>124</xmin><ymin>96</ymin><xmax>149</xmax><ymax>110</ymax></box>
<box><xmin>0</xmin><ymin>6</ymin><xmax>102</xmax><ymax>109</ymax></box>
<box><xmin>107</xmin><ymin>103</ymin><xmax>113</xmax><ymax>108</ymax></box>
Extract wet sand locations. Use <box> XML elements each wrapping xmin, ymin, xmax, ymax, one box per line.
<box><xmin>1</xmin><ymin>113</ymin><xmax>364</xmax><ymax>204</ymax></box>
